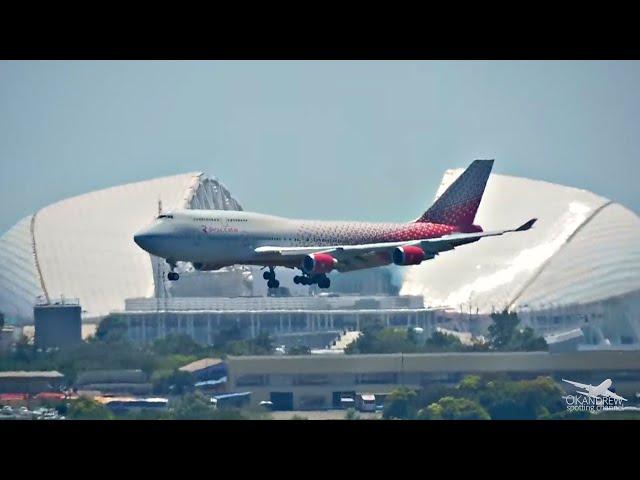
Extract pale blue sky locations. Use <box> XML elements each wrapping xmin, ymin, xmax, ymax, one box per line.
<box><xmin>0</xmin><ymin>60</ymin><xmax>638</xmax><ymax>233</ymax></box>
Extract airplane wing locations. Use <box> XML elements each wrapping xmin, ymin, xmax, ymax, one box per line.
<box><xmin>603</xmin><ymin>390</ymin><xmax>627</xmax><ymax>402</ymax></box>
<box><xmin>255</xmin><ymin>218</ymin><xmax>537</xmax><ymax>273</ymax></box>
<box><xmin>562</xmin><ymin>379</ymin><xmax>591</xmax><ymax>390</ymax></box>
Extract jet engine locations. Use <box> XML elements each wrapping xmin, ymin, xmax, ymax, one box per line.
<box><xmin>302</xmin><ymin>253</ymin><xmax>337</xmax><ymax>274</ymax></box>
<box><xmin>392</xmin><ymin>245</ymin><xmax>425</xmax><ymax>266</ymax></box>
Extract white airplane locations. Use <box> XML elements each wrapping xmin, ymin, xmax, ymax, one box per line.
<box><xmin>562</xmin><ymin>378</ymin><xmax>627</xmax><ymax>402</ymax></box>
<box><xmin>134</xmin><ymin>159</ymin><xmax>536</xmax><ymax>289</ymax></box>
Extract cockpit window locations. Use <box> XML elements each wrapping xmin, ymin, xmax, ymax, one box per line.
<box><xmin>157</xmin><ymin>214</ymin><xmax>174</xmax><ymax>219</ymax></box>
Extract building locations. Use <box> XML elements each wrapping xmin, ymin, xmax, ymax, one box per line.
<box><xmin>75</xmin><ymin>369</ymin><xmax>152</xmax><ymax>396</ymax></box>
<box><xmin>0</xmin><ymin>371</ymin><xmax>65</xmax><ymax>394</ymax></box>
<box><xmin>0</xmin><ymin>172</ymin><xmax>244</xmax><ymax>323</ymax></box>
<box><xmin>0</xmin><ymin>326</ymin><xmax>15</xmax><ymax>353</ymax></box>
<box><xmin>400</xmin><ymin>168</ymin><xmax>640</xmax><ymax>348</ymax></box>
<box><xmin>112</xmin><ymin>295</ymin><xmax>433</xmax><ymax>346</ymax></box>
<box><xmin>226</xmin><ymin>351</ymin><xmax>640</xmax><ymax>410</ymax></box>
<box><xmin>94</xmin><ymin>396</ymin><xmax>169</xmax><ymax>414</ymax></box>
<box><xmin>34</xmin><ymin>298</ymin><xmax>82</xmax><ymax>349</ymax></box>
<box><xmin>179</xmin><ymin>358</ymin><xmax>227</xmax><ymax>382</ymax></box>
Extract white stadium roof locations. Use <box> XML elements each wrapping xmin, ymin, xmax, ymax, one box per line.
<box><xmin>0</xmin><ymin>172</ymin><xmax>242</xmax><ymax>322</ymax></box>
<box><xmin>400</xmin><ymin>168</ymin><xmax>640</xmax><ymax>313</ymax></box>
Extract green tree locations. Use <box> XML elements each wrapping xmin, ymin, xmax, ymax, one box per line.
<box><xmin>383</xmin><ymin>387</ymin><xmax>418</xmax><ymax>419</ymax></box>
<box><xmin>151</xmin><ymin>369</ymin><xmax>196</xmax><ymax>395</ymax></box>
<box><xmin>67</xmin><ymin>397</ymin><xmax>114</xmax><ymax>420</ymax></box>
<box><xmin>151</xmin><ymin>334</ymin><xmax>205</xmax><ymax>356</ymax></box>
<box><xmin>287</xmin><ymin>345</ymin><xmax>311</xmax><ymax>355</ymax></box>
<box><xmin>487</xmin><ymin>310</ymin><xmax>520</xmax><ymax>349</ymax></box>
<box><xmin>487</xmin><ymin>310</ymin><xmax>547</xmax><ymax>351</ymax></box>
<box><xmin>345</xmin><ymin>408</ymin><xmax>360</xmax><ymax>420</ymax></box>
<box><xmin>418</xmin><ymin>396</ymin><xmax>490</xmax><ymax>420</ymax></box>
<box><xmin>465</xmin><ymin>375</ymin><xmax>564</xmax><ymax>419</ymax></box>
<box><xmin>251</xmin><ymin>331</ymin><xmax>274</xmax><ymax>355</ymax></box>
<box><xmin>424</xmin><ymin>330</ymin><xmax>464</xmax><ymax>351</ymax></box>
<box><xmin>95</xmin><ymin>316</ymin><xmax>129</xmax><ymax>344</ymax></box>
<box><xmin>171</xmin><ymin>392</ymin><xmax>216</xmax><ymax>420</ymax></box>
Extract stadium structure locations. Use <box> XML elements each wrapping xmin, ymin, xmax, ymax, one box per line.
<box><xmin>401</xmin><ymin>167</ymin><xmax>640</xmax><ymax>349</ymax></box>
<box><xmin>0</xmin><ymin>166</ymin><xmax>639</xmax><ymax>350</ymax></box>
<box><xmin>0</xmin><ymin>172</ymin><xmax>246</xmax><ymax>323</ymax></box>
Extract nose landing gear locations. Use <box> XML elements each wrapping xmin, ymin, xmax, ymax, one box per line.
<box><xmin>263</xmin><ymin>267</ymin><xmax>280</xmax><ymax>289</ymax></box>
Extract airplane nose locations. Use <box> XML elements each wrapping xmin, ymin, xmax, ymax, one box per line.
<box><xmin>133</xmin><ymin>226</ymin><xmax>158</xmax><ymax>252</ymax></box>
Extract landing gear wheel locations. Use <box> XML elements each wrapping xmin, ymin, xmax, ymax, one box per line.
<box><xmin>293</xmin><ymin>276</ymin><xmax>301</xmax><ymax>285</ymax></box>
<box><xmin>167</xmin><ymin>272</ymin><xmax>179</xmax><ymax>281</ymax></box>
<box><xmin>267</xmin><ymin>279</ymin><xmax>280</xmax><ymax>289</ymax></box>
<box><xmin>318</xmin><ymin>277</ymin><xmax>330</xmax><ymax>289</ymax></box>
<box><xmin>263</xmin><ymin>271</ymin><xmax>273</xmax><ymax>280</ymax></box>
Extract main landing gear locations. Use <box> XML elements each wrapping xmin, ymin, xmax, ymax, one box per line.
<box><xmin>293</xmin><ymin>273</ymin><xmax>331</xmax><ymax>289</ymax></box>
<box><xmin>167</xmin><ymin>260</ymin><xmax>179</xmax><ymax>281</ymax></box>
<box><xmin>263</xmin><ymin>267</ymin><xmax>280</xmax><ymax>289</ymax></box>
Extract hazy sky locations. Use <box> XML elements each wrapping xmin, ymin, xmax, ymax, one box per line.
<box><xmin>1</xmin><ymin>60</ymin><xmax>638</xmax><ymax>233</ymax></box>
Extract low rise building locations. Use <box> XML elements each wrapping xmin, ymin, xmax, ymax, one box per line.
<box><xmin>75</xmin><ymin>369</ymin><xmax>152</xmax><ymax>396</ymax></box>
<box><xmin>226</xmin><ymin>351</ymin><xmax>640</xmax><ymax>410</ymax></box>
<box><xmin>0</xmin><ymin>371</ymin><xmax>65</xmax><ymax>394</ymax></box>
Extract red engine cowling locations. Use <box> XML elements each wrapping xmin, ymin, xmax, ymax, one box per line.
<box><xmin>302</xmin><ymin>253</ymin><xmax>337</xmax><ymax>274</ymax></box>
<box><xmin>392</xmin><ymin>246</ymin><xmax>425</xmax><ymax>266</ymax></box>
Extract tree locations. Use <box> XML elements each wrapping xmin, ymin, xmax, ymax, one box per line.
<box><xmin>465</xmin><ymin>375</ymin><xmax>564</xmax><ymax>420</ymax></box>
<box><xmin>383</xmin><ymin>387</ymin><xmax>418</xmax><ymax>419</ymax></box>
<box><xmin>171</xmin><ymin>392</ymin><xmax>216</xmax><ymax>420</ymax></box>
<box><xmin>287</xmin><ymin>345</ymin><xmax>311</xmax><ymax>355</ymax></box>
<box><xmin>487</xmin><ymin>310</ymin><xmax>547</xmax><ymax>351</ymax></box>
<box><xmin>95</xmin><ymin>316</ymin><xmax>129</xmax><ymax>344</ymax></box>
<box><xmin>424</xmin><ymin>330</ymin><xmax>464</xmax><ymax>351</ymax></box>
<box><xmin>251</xmin><ymin>331</ymin><xmax>274</xmax><ymax>355</ymax></box>
<box><xmin>151</xmin><ymin>334</ymin><xmax>204</xmax><ymax>356</ymax></box>
<box><xmin>67</xmin><ymin>397</ymin><xmax>114</xmax><ymax>420</ymax></box>
<box><xmin>0</xmin><ymin>311</ymin><xmax>5</xmax><ymax>331</ymax></box>
<box><xmin>418</xmin><ymin>396</ymin><xmax>490</xmax><ymax>420</ymax></box>
<box><xmin>151</xmin><ymin>369</ymin><xmax>196</xmax><ymax>395</ymax></box>
<box><xmin>487</xmin><ymin>310</ymin><xmax>520</xmax><ymax>349</ymax></box>
<box><xmin>345</xmin><ymin>408</ymin><xmax>360</xmax><ymax>420</ymax></box>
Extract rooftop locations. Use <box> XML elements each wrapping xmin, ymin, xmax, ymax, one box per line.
<box><xmin>0</xmin><ymin>371</ymin><xmax>64</xmax><ymax>379</ymax></box>
<box><xmin>179</xmin><ymin>358</ymin><xmax>224</xmax><ymax>373</ymax></box>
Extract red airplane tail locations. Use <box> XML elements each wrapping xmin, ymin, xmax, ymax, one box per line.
<box><xmin>416</xmin><ymin>159</ymin><xmax>493</xmax><ymax>227</ymax></box>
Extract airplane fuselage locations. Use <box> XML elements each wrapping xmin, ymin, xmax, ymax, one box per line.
<box><xmin>134</xmin><ymin>209</ymin><xmax>471</xmax><ymax>269</ymax></box>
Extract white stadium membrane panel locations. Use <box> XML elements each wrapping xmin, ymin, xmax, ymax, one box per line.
<box><xmin>400</xmin><ymin>169</ymin><xmax>640</xmax><ymax>313</ymax></box>
<box><xmin>0</xmin><ymin>172</ymin><xmax>242</xmax><ymax>322</ymax></box>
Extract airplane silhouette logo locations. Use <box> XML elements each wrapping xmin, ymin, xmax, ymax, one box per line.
<box><xmin>562</xmin><ymin>378</ymin><xmax>627</xmax><ymax>402</ymax></box>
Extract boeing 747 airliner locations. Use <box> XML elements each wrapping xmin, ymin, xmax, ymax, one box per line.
<box><xmin>134</xmin><ymin>160</ymin><xmax>536</xmax><ymax>289</ymax></box>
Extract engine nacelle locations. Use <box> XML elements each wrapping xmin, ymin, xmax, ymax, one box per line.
<box><xmin>302</xmin><ymin>253</ymin><xmax>337</xmax><ymax>274</ymax></box>
<box><xmin>392</xmin><ymin>246</ymin><xmax>425</xmax><ymax>266</ymax></box>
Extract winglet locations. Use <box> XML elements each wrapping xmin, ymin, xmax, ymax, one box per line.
<box><xmin>515</xmin><ymin>218</ymin><xmax>537</xmax><ymax>232</ymax></box>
